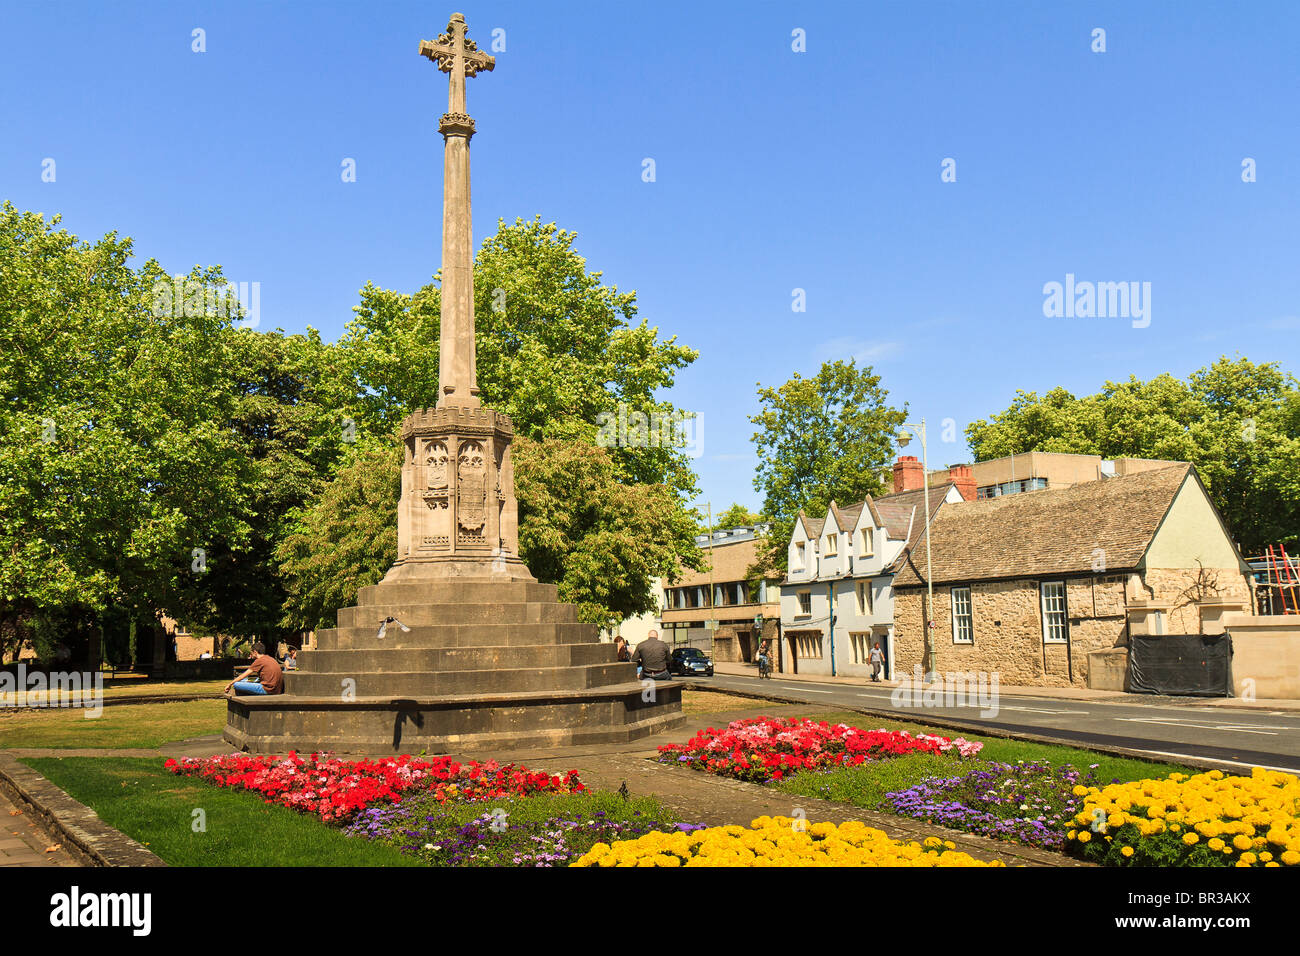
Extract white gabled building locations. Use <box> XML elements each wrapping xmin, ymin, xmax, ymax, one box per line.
<box><xmin>781</xmin><ymin>461</ymin><xmax>971</xmax><ymax>678</ymax></box>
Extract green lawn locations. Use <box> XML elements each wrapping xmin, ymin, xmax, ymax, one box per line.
<box><xmin>0</xmin><ymin>699</ymin><xmax>226</xmax><ymax>749</ymax></box>
<box><xmin>23</xmin><ymin>757</ymin><xmax>420</xmax><ymax>866</ymax></box>
<box><xmin>96</xmin><ymin>678</ymin><xmax>229</xmax><ymax>699</ymax></box>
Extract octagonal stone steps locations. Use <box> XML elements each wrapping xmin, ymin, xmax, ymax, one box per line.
<box><xmin>313</xmin><ymin>620</ymin><xmax>597</xmax><ymax>651</ymax></box>
<box><xmin>336</xmin><ymin>601</ymin><xmax>578</xmax><ymax>629</ymax></box>
<box><xmin>284</xmin><ymin>661</ymin><xmax>633</xmax><ymax>697</ymax></box>
<box><xmin>226</xmin><ymin>575</ymin><xmax>685</xmax><ymax>754</ymax></box>
<box><xmin>298</xmin><ymin>643</ymin><xmax>613</xmax><ymax>672</ymax></box>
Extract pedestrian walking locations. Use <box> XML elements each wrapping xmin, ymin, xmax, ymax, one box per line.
<box><xmin>869</xmin><ymin>642</ymin><xmax>885</xmax><ymax>682</ymax></box>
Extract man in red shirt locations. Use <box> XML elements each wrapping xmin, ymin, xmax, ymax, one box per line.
<box><xmin>225</xmin><ymin>643</ymin><xmax>284</xmax><ymax>696</ymax></box>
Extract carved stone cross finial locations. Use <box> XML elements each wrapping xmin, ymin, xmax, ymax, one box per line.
<box><xmin>419</xmin><ymin>13</ymin><xmax>494</xmax><ymax>121</ymax></box>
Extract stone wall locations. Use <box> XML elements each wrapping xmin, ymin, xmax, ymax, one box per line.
<box><xmin>895</xmin><ymin>576</ymin><xmax>1127</xmax><ymax>688</ymax></box>
<box><xmin>1224</xmin><ymin>614</ymin><xmax>1300</xmax><ymax>700</ymax></box>
<box><xmin>1135</xmin><ymin>567</ymin><xmax>1254</xmax><ymax>634</ymax></box>
<box><xmin>896</xmin><ymin>567</ymin><xmax>1253</xmax><ymax>688</ymax></box>
<box><xmin>175</xmin><ymin>634</ymin><xmax>217</xmax><ymax>661</ymax></box>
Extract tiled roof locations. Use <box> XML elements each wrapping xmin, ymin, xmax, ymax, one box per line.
<box><xmin>881</xmin><ymin>483</ymin><xmax>958</xmax><ymax>572</ymax></box>
<box><xmin>891</xmin><ymin>464</ymin><xmax>1192</xmax><ymax>588</ymax></box>
<box><xmin>798</xmin><ymin>513</ymin><xmax>824</xmax><ymax>538</ymax></box>
<box><xmin>835</xmin><ymin>502</ymin><xmax>864</xmax><ymax>529</ymax></box>
<box><xmin>873</xmin><ymin>502</ymin><xmax>916</xmax><ymax>540</ymax></box>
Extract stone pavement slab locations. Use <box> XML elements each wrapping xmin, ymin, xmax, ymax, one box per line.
<box><xmin>0</xmin><ymin>785</ymin><xmax>76</xmax><ymax>867</ymax></box>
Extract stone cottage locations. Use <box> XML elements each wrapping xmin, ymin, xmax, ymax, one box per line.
<box><xmin>891</xmin><ymin>463</ymin><xmax>1254</xmax><ymax>687</ymax></box>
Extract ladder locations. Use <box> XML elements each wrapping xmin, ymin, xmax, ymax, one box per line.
<box><xmin>1264</xmin><ymin>545</ymin><xmax>1300</xmax><ymax>614</ymax></box>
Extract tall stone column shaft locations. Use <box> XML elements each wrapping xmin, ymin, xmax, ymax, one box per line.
<box><xmin>438</xmin><ymin>116</ymin><xmax>478</xmax><ymax>408</ymax></box>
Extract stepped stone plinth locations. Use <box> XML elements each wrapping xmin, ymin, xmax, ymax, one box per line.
<box><xmin>223</xmin><ymin>14</ymin><xmax>683</xmax><ymax>754</ymax></box>
<box><xmin>225</xmin><ymin>579</ymin><xmax>683</xmax><ymax>754</ymax></box>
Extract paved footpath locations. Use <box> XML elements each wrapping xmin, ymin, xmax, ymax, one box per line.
<box><xmin>0</xmin><ymin>785</ymin><xmax>77</xmax><ymax>867</ymax></box>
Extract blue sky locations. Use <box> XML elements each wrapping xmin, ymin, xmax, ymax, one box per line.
<box><xmin>4</xmin><ymin>1</ymin><xmax>1298</xmax><ymax>515</ymax></box>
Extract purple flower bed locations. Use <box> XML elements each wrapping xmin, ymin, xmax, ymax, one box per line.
<box><xmin>343</xmin><ymin>797</ymin><xmax>703</xmax><ymax>867</ymax></box>
<box><xmin>882</xmin><ymin>760</ymin><xmax>1101</xmax><ymax>849</ymax></box>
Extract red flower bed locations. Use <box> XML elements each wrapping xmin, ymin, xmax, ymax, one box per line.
<box><xmin>164</xmin><ymin>752</ymin><xmax>584</xmax><ymax>823</ymax></box>
<box><xmin>658</xmin><ymin>717</ymin><xmax>982</xmax><ymax>783</ymax></box>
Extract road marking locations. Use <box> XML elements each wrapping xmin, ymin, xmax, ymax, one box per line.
<box><xmin>1116</xmin><ymin>717</ymin><xmax>1285</xmax><ymax>735</ymax></box>
<box><xmin>999</xmin><ymin>706</ymin><xmax>1090</xmax><ymax>715</ymax></box>
<box><xmin>1129</xmin><ymin>749</ymin><xmax>1300</xmax><ymax>774</ymax></box>
<box><xmin>774</xmin><ymin>686</ymin><xmax>835</xmax><ymax>694</ymax></box>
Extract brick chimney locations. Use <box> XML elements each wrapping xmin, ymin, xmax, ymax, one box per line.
<box><xmin>949</xmin><ymin>464</ymin><xmax>976</xmax><ymax>501</ymax></box>
<box><xmin>893</xmin><ymin>455</ymin><xmax>924</xmax><ymax>493</ymax></box>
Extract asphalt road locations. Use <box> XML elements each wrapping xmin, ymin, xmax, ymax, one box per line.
<box><xmin>688</xmin><ymin>673</ymin><xmax>1300</xmax><ymax>773</ymax></box>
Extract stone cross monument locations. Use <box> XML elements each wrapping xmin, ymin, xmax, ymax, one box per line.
<box><xmin>222</xmin><ymin>16</ymin><xmax>684</xmax><ymax>754</ymax></box>
<box><xmin>383</xmin><ymin>13</ymin><xmax>529</xmax><ymax>583</ymax></box>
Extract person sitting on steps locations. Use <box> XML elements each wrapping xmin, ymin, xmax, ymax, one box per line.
<box><xmin>225</xmin><ymin>642</ymin><xmax>285</xmax><ymax>696</ymax></box>
<box><xmin>632</xmin><ymin>629</ymin><xmax>673</xmax><ymax>681</ymax></box>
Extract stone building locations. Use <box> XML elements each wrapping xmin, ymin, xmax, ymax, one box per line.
<box><xmin>660</xmin><ymin>525</ymin><xmax>780</xmax><ymax>663</ymax></box>
<box><xmin>891</xmin><ymin>463</ymin><xmax>1254</xmax><ymax>688</ymax></box>
<box><xmin>781</xmin><ymin>469</ymin><xmax>966</xmax><ymax>678</ymax></box>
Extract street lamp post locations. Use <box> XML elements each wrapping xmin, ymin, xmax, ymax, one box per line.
<box><xmin>897</xmin><ymin>420</ymin><xmax>935</xmax><ymax>681</ymax></box>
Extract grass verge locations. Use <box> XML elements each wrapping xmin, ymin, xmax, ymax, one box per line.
<box><xmin>0</xmin><ymin>700</ymin><xmax>225</xmax><ymax>749</ymax></box>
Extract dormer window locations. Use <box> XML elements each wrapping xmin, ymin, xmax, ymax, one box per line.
<box><xmin>860</xmin><ymin>529</ymin><xmax>873</xmax><ymax>557</ymax></box>
<box><xmin>825</xmin><ymin>533</ymin><xmax>838</xmax><ymax>556</ymax></box>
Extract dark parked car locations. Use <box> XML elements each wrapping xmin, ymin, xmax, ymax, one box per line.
<box><xmin>670</xmin><ymin>647</ymin><xmax>714</xmax><ymax>677</ymax></box>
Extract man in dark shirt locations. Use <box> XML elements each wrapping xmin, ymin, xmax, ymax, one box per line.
<box><xmin>632</xmin><ymin>629</ymin><xmax>673</xmax><ymax>680</ymax></box>
<box><xmin>225</xmin><ymin>643</ymin><xmax>284</xmax><ymax>696</ymax></box>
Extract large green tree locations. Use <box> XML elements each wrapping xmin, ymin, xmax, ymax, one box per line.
<box><xmin>0</xmin><ymin>202</ymin><xmax>252</xmax><ymax>661</ymax></box>
<box><xmin>749</xmin><ymin>359</ymin><xmax>907</xmax><ymax>572</ymax></box>
<box><xmin>167</xmin><ymin>328</ymin><xmax>355</xmax><ymax>644</ymax></box>
<box><xmin>966</xmin><ymin>357</ymin><xmax>1300</xmax><ymax>552</ymax></box>
<box><xmin>1</xmin><ymin>206</ymin><xmax>705</xmax><ymax>652</ymax></box>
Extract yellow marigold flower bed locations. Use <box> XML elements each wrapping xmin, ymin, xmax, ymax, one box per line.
<box><xmin>1065</xmin><ymin>767</ymin><xmax>1300</xmax><ymax>867</ymax></box>
<box><xmin>570</xmin><ymin>816</ymin><xmax>1004</xmax><ymax>867</ymax></box>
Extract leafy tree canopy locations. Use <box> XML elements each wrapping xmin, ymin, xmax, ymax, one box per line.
<box><xmin>710</xmin><ymin>503</ymin><xmax>763</xmax><ymax>531</ymax></box>
<box><xmin>279</xmin><ymin>217</ymin><xmax>705</xmax><ymax>627</ymax></box>
<box><xmin>749</xmin><ymin>360</ymin><xmax>906</xmax><ymax>573</ymax></box>
<box><xmin>0</xmin><ymin>202</ymin><xmax>254</xmax><ymax>660</ymax></box>
<box><xmin>966</xmin><ymin>356</ymin><xmax>1300</xmax><ymax>552</ymax></box>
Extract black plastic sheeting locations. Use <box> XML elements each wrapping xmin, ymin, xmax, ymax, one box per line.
<box><xmin>1127</xmin><ymin>633</ymin><xmax>1233</xmax><ymax>697</ymax></box>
